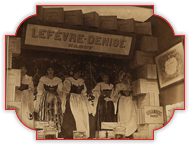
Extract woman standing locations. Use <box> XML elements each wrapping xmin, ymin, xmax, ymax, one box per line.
<box><xmin>15</xmin><ymin>63</ymin><xmax>34</xmax><ymax>128</ymax></box>
<box><xmin>112</xmin><ymin>72</ymin><xmax>137</xmax><ymax>137</ymax></box>
<box><xmin>92</xmin><ymin>72</ymin><xmax>115</xmax><ymax>131</ymax></box>
<box><xmin>58</xmin><ymin>65</ymin><xmax>91</xmax><ymax>139</ymax></box>
<box><xmin>35</xmin><ymin>63</ymin><xmax>63</xmax><ymax>131</ymax></box>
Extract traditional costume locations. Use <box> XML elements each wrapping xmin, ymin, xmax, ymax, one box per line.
<box><xmin>92</xmin><ymin>82</ymin><xmax>115</xmax><ymax>131</ymax></box>
<box><xmin>59</xmin><ymin>77</ymin><xmax>91</xmax><ymax>139</ymax></box>
<box><xmin>36</xmin><ymin>76</ymin><xmax>63</xmax><ymax>130</ymax></box>
<box><xmin>15</xmin><ymin>74</ymin><xmax>34</xmax><ymax>128</ymax></box>
<box><xmin>112</xmin><ymin>80</ymin><xmax>137</xmax><ymax>137</ymax></box>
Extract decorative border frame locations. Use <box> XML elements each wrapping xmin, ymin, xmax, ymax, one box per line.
<box><xmin>155</xmin><ymin>42</ymin><xmax>184</xmax><ymax>88</ymax></box>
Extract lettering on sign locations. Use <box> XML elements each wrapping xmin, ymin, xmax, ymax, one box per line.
<box><xmin>146</xmin><ymin>109</ymin><xmax>162</xmax><ymax>116</ymax></box>
<box><xmin>25</xmin><ymin>24</ymin><xmax>132</xmax><ymax>55</ymax></box>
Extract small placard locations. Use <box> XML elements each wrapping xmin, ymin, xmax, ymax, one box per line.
<box><xmin>101</xmin><ymin>122</ymin><xmax>118</xmax><ymax>129</ymax></box>
<box><xmin>144</xmin><ymin>106</ymin><xmax>164</xmax><ymax>124</ymax></box>
<box><xmin>34</xmin><ymin>121</ymin><xmax>49</xmax><ymax>129</ymax></box>
<box><xmin>73</xmin><ymin>131</ymin><xmax>87</xmax><ymax>139</ymax></box>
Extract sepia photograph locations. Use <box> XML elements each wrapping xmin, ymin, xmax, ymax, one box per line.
<box><xmin>5</xmin><ymin>5</ymin><xmax>185</xmax><ymax>140</ymax></box>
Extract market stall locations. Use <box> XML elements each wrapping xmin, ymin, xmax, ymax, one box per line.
<box><xmin>6</xmin><ymin>6</ymin><xmax>184</xmax><ymax>139</ymax></box>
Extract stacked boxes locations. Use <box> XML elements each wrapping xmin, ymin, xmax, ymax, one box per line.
<box><xmin>64</xmin><ymin>10</ymin><xmax>83</xmax><ymax>26</ymax></box>
<box><xmin>43</xmin><ymin>7</ymin><xmax>64</xmax><ymax>23</ymax></box>
<box><xmin>117</xmin><ymin>18</ymin><xmax>135</xmax><ymax>33</ymax></box>
<box><xmin>135</xmin><ymin>22</ymin><xmax>152</xmax><ymax>35</ymax></box>
<box><xmin>83</xmin><ymin>11</ymin><xmax>99</xmax><ymax>28</ymax></box>
<box><xmin>99</xmin><ymin>16</ymin><xmax>117</xmax><ymax>30</ymax></box>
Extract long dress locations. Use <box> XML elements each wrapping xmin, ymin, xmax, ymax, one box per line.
<box><xmin>112</xmin><ymin>83</ymin><xmax>137</xmax><ymax>137</ymax></box>
<box><xmin>58</xmin><ymin>77</ymin><xmax>91</xmax><ymax>139</ymax></box>
<box><xmin>92</xmin><ymin>82</ymin><xmax>115</xmax><ymax>131</ymax></box>
<box><xmin>36</xmin><ymin>76</ymin><xmax>63</xmax><ymax>130</ymax></box>
<box><xmin>15</xmin><ymin>74</ymin><xmax>34</xmax><ymax>129</ymax></box>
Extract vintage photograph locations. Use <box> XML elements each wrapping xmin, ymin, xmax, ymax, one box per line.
<box><xmin>5</xmin><ymin>5</ymin><xmax>184</xmax><ymax>140</ymax></box>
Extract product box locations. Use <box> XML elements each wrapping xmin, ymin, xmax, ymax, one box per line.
<box><xmin>7</xmin><ymin>69</ymin><xmax>21</xmax><ymax>86</ymax></box>
<box><xmin>140</xmin><ymin>36</ymin><xmax>158</xmax><ymax>52</ymax></box>
<box><xmin>144</xmin><ymin>106</ymin><xmax>164</xmax><ymax>124</ymax></box>
<box><xmin>43</xmin><ymin>7</ymin><xmax>64</xmax><ymax>23</ymax></box>
<box><xmin>132</xmin><ymin>79</ymin><xmax>159</xmax><ymax>96</ymax></box>
<box><xmin>132</xmin><ymin>51</ymin><xmax>154</xmax><ymax>69</ymax></box>
<box><xmin>99</xmin><ymin>16</ymin><xmax>117</xmax><ymax>30</ymax></box>
<box><xmin>136</xmin><ymin>64</ymin><xmax>157</xmax><ymax>79</ymax></box>
<box><xmin>117</xmin><ymin>18</ymin><xmax>135</xmax><ymax>33</ymax></box>
<box><xmin>64</xmin><ymin>10</ymin><xmax>83</xmax><ymax>26</ymax></box>
<box><xmin>101</xmin><ymin>122</ymin><xmax>118</xmax><ymax>130</ymax></box>
<box><xmin>137</xmin><ymin>93</ymin><xmax>160</xmax><ymax>109</ymax></box>
<box><xmin>9</xmin><ymin>37</ymin><xmax>21</xmax><ymax>57</ymax></box>
<box><xmin>83</xmin><ymin>11</ymin><xmax>99</xmax><ymax>28</ymax></box>
<box><xmin>137</xmin><ymin>123</ymin><xmax>163</xmax><ymax>139</ymax></box>
<box><xmin>135</xmin><ymin>22</ymin><xmax>152</xmax><ymax>35</ymax></box>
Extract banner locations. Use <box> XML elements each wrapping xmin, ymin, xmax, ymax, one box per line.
<box><xmin>25</xmin><ymin>24</ymin><xmax>132</xmax><ymax>56</ymax></box>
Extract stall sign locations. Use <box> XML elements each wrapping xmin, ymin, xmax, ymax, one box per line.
<box><xmin>25</xmin><ymin>24</ymin><xmax>132</xmax><ymax>56</ymax></box>
<box><xmin>144</xmin><ymin>106</ymin><xmax>164</xmax><ymax>124</ymax></box>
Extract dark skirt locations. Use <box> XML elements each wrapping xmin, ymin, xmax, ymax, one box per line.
<box><xmin>96</xmin><ymin>95</ymin><xmax>115</xmax><ymax>131</ymax></box>
<box><xmin>58</xmin><ymin>95</ymin><xmax>76</xmax><ymax>139</ymax></box>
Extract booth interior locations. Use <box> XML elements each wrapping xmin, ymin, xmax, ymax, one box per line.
<box><xmin>6</xmin><ymin>6</ymin><xmax>184</xmax><ymax>139</ymax></box>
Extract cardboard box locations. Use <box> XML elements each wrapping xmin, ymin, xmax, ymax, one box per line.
<box><xmin>73</xmin><ymin>131</ymin><xmax>87</xmax><ymax>139</ymax></box>
<box><xmin>133</xmin><ymin>51</ymin><xmax>154</xmax><ymax>69</ymax></box>
<box><xmin>137</xmin><ymin>93</ymin><xmax>160</xmax><ymax>109</ymax></box>
<box><xmin>7</xmin><ymin>69</ymin><xmax>21</xmax><ymax>86</ymax></box>
<box><xmin>6</xmin><ymin>84</ymin><xmax>16</xmax><ymax>102</ymax></box>
<box><xmin>137</xmin><ymin>123</ymin><xmax>163</xmax><ymax>139</ymax></box>
<box><xmin>83</xmin><ymin>11</ymin><xmax>99</xmax><ymax>28</ymax></box>
<box><xmin>43</xmin><ymin>8</ymin><xmax>64</xmax><ymax>23</ymax></box>
<box><xmin>144</xmin><ymin>106</ymin><xmax>164</xmax><ymax>124</ymax></box>
<box><xmin>64</xmin><ymin>10</ymin><xmax>83</xmax><ymax>26</ymax></box>
<box><xmin>140</xmin><ymin>36</ymin><xmax>158</xmax><ymax>52</ymax></box>
<box><xmin>98</xmin><ymin>131</ymin><xmax>114</xmax><ymax>139</ymax></box>
<box><xmin>7</xmin><ymin>50</ymin><xmax>12</xmax><ymax>69</ymax></box>
<box><xmin>137</xmin><ymin>64</ymin><xmax>157</xmax><ymax>79</ymax></box>
<box><xmin>117</xmin><ymin>18</ymin><xmax>135</xmax><ymax>33</ymax></box>
<box><xmin>34</xmin><ymin>121</ymin><xmax>49</xmax><ymax>129</ymax></box>
<box><xmin>36</xmin><ymin>6</ymin><xmax>44</xmax><ymax>21</ymax></box>
<box><xmin>99</xmin><ymin>16</ymin><xmax>117</xmax><ymax>30</ymax></box>
<box><xmin>101</xmin><ymin>122</ymin><xmax>118</xmax><ymax>130</ymax></box>
<box><xmin>135</xmin><ymin>22</ymin><xmax>152</xmax><ymax>35</ymax></box>
<box><xmin>132</xmin><ymin>79</ymin><xmax>159</xmax><ymax>96</ymax></box>
<box><xmin>9</xmin><ymin>37</ymin><xmax>21</xmax><ymax>57</ymax></box>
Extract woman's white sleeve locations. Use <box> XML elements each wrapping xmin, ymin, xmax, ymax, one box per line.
<box><xmin>63</xmin><ymin>79</ymin><xmax>71</xmax><ymax>94</ymax></box>
<box><xmin>37</xmin><ymin>81</ymin><xmax>44</xmax><ymax>96</ymax></box>
<box><xmin>92</xmin><ymin>83</ymin><xmax>101</xmax><ymax>98</ymax></box>
<box><xmin>28</xmin><ymin>77</ymin><xmax>34</xmax><ymax>92</ymax></box>
<box><xmin>81</xmin><ymin>81</ymin><xmax>87</xmax><ymax>96</ymax></box>
<box><xmin>57</xmin><ymin>81</ymin><xmax>63</xmax><ymax>94</ymax></box>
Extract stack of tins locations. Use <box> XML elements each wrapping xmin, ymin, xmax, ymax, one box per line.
<box><xmin>130</xmin><ymin>25</ymin><xmax>164</xmax><ymax>139</ymax></box>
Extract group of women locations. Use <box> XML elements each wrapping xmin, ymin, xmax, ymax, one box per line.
<box><xmin>15</xmin><ymin>62</ymin><xmax>137</xmax><ymax>139</ymax></box>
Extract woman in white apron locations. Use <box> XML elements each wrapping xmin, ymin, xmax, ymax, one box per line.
<box><xmin>35</xmin><ymin>63</ymin><xmax>63</xmax><ymax>132</ymax></box>
<box><xmin>92</xmin><ymin>72</ymin><xmax>115</xmax><ymax>131</ymax></box>
<box><xmin>58</xmin><ymin>65</ymin><xmax>91</xmax><ymax>139</ymax></box>
<box><xmin>112</xmin><ymin>72</ymin><xmax>137</xmax><ymax>137</ymax></box>
<box><xmin>15</xmin><ymin>64</ymin><xmax>34</xmax><ymax>129</ymax></box>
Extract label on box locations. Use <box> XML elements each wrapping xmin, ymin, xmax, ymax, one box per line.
<box><xmin>101</xmin><ymin>122</ymin><xmax>118</xmax><ymax>129</ymax></box>
<box><xmin>144</xmin><ymin>106</ymin><xmax>164</xmax><ymax>124</ymax></box>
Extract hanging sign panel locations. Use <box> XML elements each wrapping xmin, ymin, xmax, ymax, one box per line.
<box><xmin>25</xmin><ymin>24</ymin><xmax>132</xmax><ymax>56</ymax></box>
